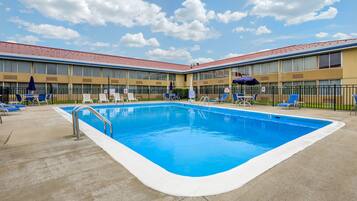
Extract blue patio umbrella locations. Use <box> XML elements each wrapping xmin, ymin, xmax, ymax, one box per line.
<box><xmin>27</xmin><ymin>76</ymin><xmax>36</xmax><ymax>92</ymax></box>
<box><xmin>232</xmin><ymin>77</ymin><xmax>260</xmax><ymax>85</ymax></box>
<box><xmin>232</xmin><ymin>77</ymin><xmax>259</xmax><ymax>94</ymax></box>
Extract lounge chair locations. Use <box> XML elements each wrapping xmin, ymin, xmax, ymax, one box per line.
<box><xmin>82</xmin><ymin>94</ymin><xmax>93</xmax><ymax>104</ymax></box>
<box><xmin>99</xmin><ymin>93</ymin><xmax>109</xmax><ymax>103</ymax></box>
<box><xmin>0</xmin><ymin>103</ymin><xmax>20</xmax><ymax>113</ymax></box>
<box><xmin>113</xmin><ymin>93</ymin><xmax>122</xmax><ymax>103</ymax></box>
<box><xmin>38</xmin><ymin>94</ymin><xmax>48</xmax><ymax>104</ymax></box>
<box><xmin>218</xmin><ymin>93</ymin><xmax>229</xmax><ymax>103</ymax></box>
<box><xmin>277</xmin><ymin>94</ymin><xmax>300</xmax><ymax>109</ymax></box>
<box><xmin>163</xmin><ymin>93</ymin><xmax>170</xmax><ymax>101</ymax></box>
<box><xmin>127</xmin><ymin>93</ymin><xmax>138</xmax><ymax>102</ymax></box>
<box><xmin>351</xmin><ymin>94</ymin><xmax>357</xmax><ymax>115</ymax></box>
<box><xmin>210</xmin><ymin>93</ymin><xmax>229</xmax><ymax>103</ymax></box>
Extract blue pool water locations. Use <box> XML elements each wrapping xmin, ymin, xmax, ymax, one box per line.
<box><xmin>62</xmin><ymin>103</ymin><xmax>331</xmax><ymax>177</ymax></box>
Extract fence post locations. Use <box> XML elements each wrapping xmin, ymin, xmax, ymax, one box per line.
<box><xmin>272</xmin><ymin>86</ymin><xmax>275</xmax><ymax>107</ymax></box>
<box><xmin>333</xmin><ymin>84</ymin><xmax>337</xmax><ymax>111</ymax></box>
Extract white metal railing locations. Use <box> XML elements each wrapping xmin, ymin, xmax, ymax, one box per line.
<box><xmin>72</xmin><ymin>105</ymin><xmax>113</xmax><ymax>140</ymax></box>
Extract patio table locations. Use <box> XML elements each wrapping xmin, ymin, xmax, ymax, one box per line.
<box><xmin>237</xmin><ymin>96</ymin><xmax>253</xmax><ymax>106</ymax></box>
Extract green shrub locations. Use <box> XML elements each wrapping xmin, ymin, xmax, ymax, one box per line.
<box><xmin>172</xmin><ymin>88</ymin><xmax>189</xmax><ymax>99</ymax></box>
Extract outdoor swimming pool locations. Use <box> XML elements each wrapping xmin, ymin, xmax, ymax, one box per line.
<box><xmin>57</xmin><ymin>103</ymin><xmax>344</xmax><ymax>196</ymax></box>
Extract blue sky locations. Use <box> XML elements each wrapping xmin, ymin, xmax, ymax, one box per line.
<box><xmin>1</xmin><ymin>0</ymin><xmax>356</xmax><ymax>64</ymax></box>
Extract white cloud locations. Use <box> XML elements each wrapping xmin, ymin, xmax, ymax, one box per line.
<box><xmin>191</xmin><ymin>57</ymin><xmax>214</xmax><ymax>64</ymax></box>
<box><xmin>255</xmin><ymin>26</ymin><xmax>271</xmax><ymax>35</ymax></box>
<box><xmin>332</xmin><ymin>32</ymin><xmax>357</xmax><ymax>40</ymax></box>
<box><xmin>21</xmin><ymin>0</ymin><xmax>218</xmax><ymax>41</ymax></box>
<box><xmin>120</xmin><ymin>33</ymin><xmax>159</xmax><ymax>47</ymax></box>
<box><xmin>11</xmin><ymin>18</ymin><xmax>80</xmax><ymax>40</ymax></box>
<box><xmin>174</xmin><ymin>0</ymin><xmax>215</xmax><ymax>23</ymax></box>
<box><xmin>91</xmin><ymin>42</ymin><xmax>111</xmax><ymax>48</ymax></box>
<box><xmin>233</xmin><ymin>25</ymin><xmax>271</xmax><ymax>35</ymax></box>
<box><xmin>223</xmin><ymin>53</ymin><xmax>243</xmax><ymax>58</ymax></box>
<box><xmin>5</xmin><ymin>7</ymin><xmax>11</xmax><ymax>12</ymax></box>
<box><xmin>190</xmin><ymin>44</ymin><xmax>200</xmax><ymax>51</ymax></box>
<box><xmin>146</xmin><ymin>47</ymin><xmax>213</xmax><ymax>64</ymax></box>
<box><xmin>315</xmin><ymin>32</ymin><xmax>329</xmax><ymax>38</ymax></box>
<box><xmin>146</xmin><ymin>47</ymin><xmax>192</xmax><ymax>62</ymax></box>
<box><xmin>216</xmin><ymin>11</ymin><xmax>247</xmax><ymax>23</ymax></box>
<box><xmin>249</xmin><ymin>0</ymin><xmax>339</xmax><ymax>25</ymax></box>
<box><xmin>7</xmin><ymin>35</ymin><xmax>40</xmax><ymax>44</ymax></box>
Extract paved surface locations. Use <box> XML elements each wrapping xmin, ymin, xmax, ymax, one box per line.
<box><xmin>0</xmin><ymin>103</ymin><xmax>357</xmax><ymax>201</ymax></box>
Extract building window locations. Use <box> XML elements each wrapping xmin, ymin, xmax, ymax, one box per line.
<box><xmin>150</xmin><ymin>86</ymin><xmax>166</xmax><ymax>94</ymax></box>
<box><xmin>293</xmin><ymin>58</ymin><xmax>304</xmax><ymax>72</ymax></box>
<box><xmin>92</xmin><ymin>68</ymin><xmax>101</xmax><ymax>77</ymax></box>
<box><xmin>103</xmin><ymin>68</ymin><xmax>113</xmax><ymax>78</ymax></box>
<box><xmin>73</xmin><ymin>66</ymin><xmax>83</xmax><ymax>76</ymax></box>
<box><xmin>282</xmin><ymin>60</ymin><xmax>293</xmax><ymax>72</ymax></box>
<box><xmin>319</xmin><ymin>52</ymin><xmax>341</xmax><ymax>69</ymax></box>
<box><xmin>304</xmin><ymin>56</ymin><xmax>318</xmax><ymax>71</ymax></box>
<box><xmin>169</xmin><ymin>74</ymin><xmax>176</xmax><ymax>81</ymax></box>
<box><xmin>319</xmin><ymin>54</ymin><xmax>330</xmax><ymax>69</ymax></box>
<box><xmin>150</xmin><ymin>72</ymin><xmax>167</xmax><ymax>80</ymax></box>
<box><xmin>129</xmin><ymin>71</ymin><xmax>150</xmax><ymax>80</ymax></box>
<box><xmin>0</xmin><ymin>60</ymin><xmax>3</xmax><ymax>72</ymax></box>
<box><xmin>319</xmin><ymin>79</ymin><xmax>341</xmax><ymax>95</ymax></box>
<box><xmin>47</xmin><ymin>63</ymin><xmax>57</xmax><ymax>75</ymax></box>
<box><xmin>83</xmin><ymin>67</ymin><xmax>93</xmax><ymax>77</ymax></box>
<box><xmin>57</xmin><ymin>64</ymin><xmax>68</xmax><ymax>75</ymax></box>
<box><xmin>232</xmin><ymin>66</ymin><xmax>251</xmax><ymax>77</ymax></box>
<box><xmin>252</xmin><ymin>64</ymin><xmax>261</xmax><ymax>75</ymax></box>
<box><xmin>17</xmin><ymin>61</ymin><xmax>31</xmax><ymax>73</ymax></box>
<box><xmin>114</xmin><ymin>69</ymin><xmax>127</xmax><ymax>78</ymax></box>
<box><xmin>193</xmin><ymin>73</ymin><xmax>199</xmax><ymax>80</ymax></box>
<box><xmin>72</xmin><ymin>84</ymin><xmax>83</xmax><ymax>94</ymax></box>
<box><xmin>330</xmin><ymin>52</ymin><xmax>341</xmax><ymax>68</ymax></box>
<box><xmin>34</xmin><ymin>62</ymin><xmax>46</xmax><ymax>74</ymax></box>
<box><xmin>4</xmin><ymin>60</ymin><xmax>17</xmax><ymax>72</ymax></box>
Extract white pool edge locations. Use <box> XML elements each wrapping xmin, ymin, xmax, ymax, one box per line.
<box><xmin>54</xmin><ymin>103</ymin><xmax>345</xmax><ymax>197</ymax></box>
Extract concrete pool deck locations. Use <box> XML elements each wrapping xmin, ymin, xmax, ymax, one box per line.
<box><xmin>1</xmin><ymin>103</ymin><xmax>357</xmax><ymax>201</ymax></box>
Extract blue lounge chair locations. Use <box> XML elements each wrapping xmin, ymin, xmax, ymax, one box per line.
<box><xmin>0</xmin><ymin>103</ymin><xmax>20</xmax><ymax>112</ymax></box>
<box><xmin>215</xmin><ymin>93</ymin><xmax>228</xmax><ymax>103</ymax></box>
<box><xmin>278</xmin><ymin>94</ymin><xmax>300</xmax><ymax>109</ymax></box>
<box><xmin>38</xmin><ymin>94</ymin><xmax>48</xmax><ymax>104</ymax></box>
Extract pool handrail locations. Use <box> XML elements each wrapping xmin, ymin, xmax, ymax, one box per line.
<box><xmin>72</xmin><ymin>105</ymin><xmax>113</xmax><ymax>140</ymax></box>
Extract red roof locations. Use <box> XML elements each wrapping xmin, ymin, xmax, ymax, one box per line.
<box><xmin>191</xmin><ymin>38</ymin><xmax>357</xmax><ymax>69</ymax></box>
<box><xmin>1</xmin><ymin>39</ymin><xmax>356</xmax><ymax>72</ymax></box>
<box><xmin>0</xmin><ymin>41</ymin><xmax>189</xmax><ymax>71</ymax></box>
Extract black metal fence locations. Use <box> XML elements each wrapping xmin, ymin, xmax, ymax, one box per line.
<box><xmin>0</xmin><ymin>86</ymin><xmax>166</xmax><ymax>104</ymax></box>
<box><xmin>1</xmin><ymin>85</ymin><xmax>356</xmax><ymax>111</ymax></box>
<box><xmin>199</xmin><ymin>84</ymin><xmax>357</xmax><ymax>111</ymax></box>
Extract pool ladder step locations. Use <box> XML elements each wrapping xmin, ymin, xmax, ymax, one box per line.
<box><xmin>72</xmin><ymin>105</ymin><xmax>113</xmax><ymax>140</ymax></box>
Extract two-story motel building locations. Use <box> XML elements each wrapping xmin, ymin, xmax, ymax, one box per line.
<box><xmin>0</xmin><ymin>39</ymin><xmax>357</xmax><ymax>100</ymax></box>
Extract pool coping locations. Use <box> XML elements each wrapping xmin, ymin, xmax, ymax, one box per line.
<box><xmin>54</xmin><ymin>102</ymin><xmax>345</xmax><ymax>197</ymax></box>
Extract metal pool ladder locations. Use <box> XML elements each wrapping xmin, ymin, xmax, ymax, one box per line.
<box><xmin>72</xmin><ymin>105</ymin><xmax>113</xmax><ymax>140</ymax></box>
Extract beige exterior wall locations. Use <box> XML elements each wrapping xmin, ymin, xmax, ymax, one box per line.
<box><xmin>342</xmin><ymin>48</ymin><xmax>357</xmax><ymax>85</ymax></box>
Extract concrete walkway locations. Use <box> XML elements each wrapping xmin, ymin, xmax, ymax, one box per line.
<box><xmin>0</xmin><ymin>104</ymin><xmax>356</xmax><ymax>201</ymax></box>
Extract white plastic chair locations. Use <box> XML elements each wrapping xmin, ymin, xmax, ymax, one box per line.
<box><xmin>99</xmin><ymin>93</ymin><xmax>109</xmax><ymax>103</ymax></box>
<box><xmin>82</xmin><ymin>94</ymin><xmax>93</xmax><ymax>104</ymax></box>
<box><xmin>113</xmin><ymin>93</ymin><xmax>121</xmax><ymax>103</ymax></box>
<box><xmin>127</xmin><ymin>93</ymin><xmax>138</xmax><ymax>102</ymax></box>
